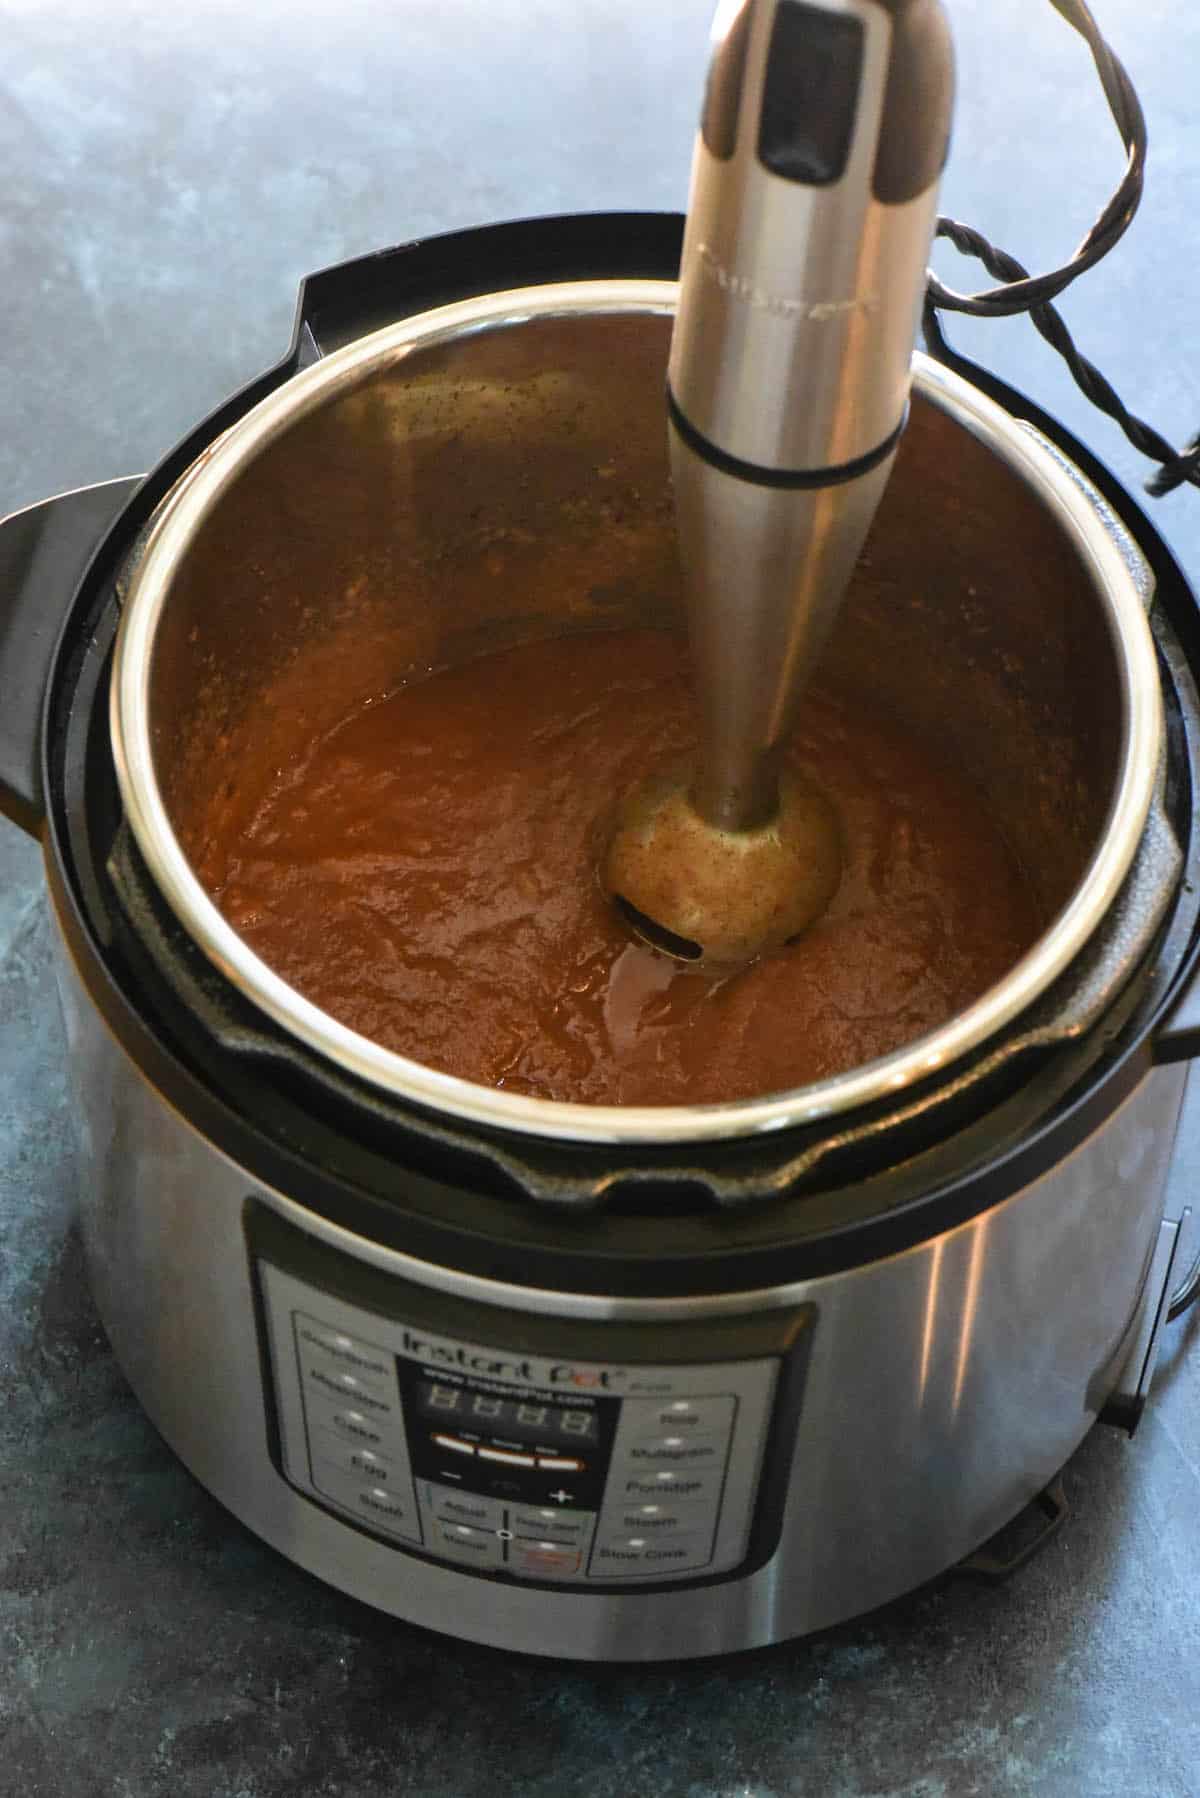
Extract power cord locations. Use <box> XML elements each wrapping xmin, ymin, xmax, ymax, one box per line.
<box><xmin>925</xmin><ymin>0</ymin><xmax>1200</xmax><ymax>499</ymax></box>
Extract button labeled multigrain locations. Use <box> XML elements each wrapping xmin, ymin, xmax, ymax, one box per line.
<box><xmin>626</xmin><ymin>1435</ymin><xmax>723</xmax><ymax>1465</ymax></box>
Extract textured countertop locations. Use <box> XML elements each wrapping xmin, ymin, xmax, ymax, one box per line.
<box><xmin>4</xmin><ymin>2</ymin><xmax>1200</xmax><ymax>1792</ymax></box>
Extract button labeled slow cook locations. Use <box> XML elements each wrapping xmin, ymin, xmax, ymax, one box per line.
<box><xmin>589</xmin><ymin>1531</ymin><xmax>711</xmax><ymax>1577</ymax></box>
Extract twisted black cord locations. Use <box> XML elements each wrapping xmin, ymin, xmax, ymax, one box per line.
<box><xmin>925</xmin><ymin>0</ymin><xmax>1200</xmax><ymax>498</ymax></box>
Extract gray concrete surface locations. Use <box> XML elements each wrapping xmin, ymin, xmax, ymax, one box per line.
<box><xmin>3</xmin><ymin>1</ymin><xmax>1200</xmax><ymax>1793</ymax></box>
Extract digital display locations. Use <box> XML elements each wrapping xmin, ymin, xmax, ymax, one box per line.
<box><xmin>417</xmin><ymin>1381</ymin><xmax>599</xmax><ymax>1448</ymax></box>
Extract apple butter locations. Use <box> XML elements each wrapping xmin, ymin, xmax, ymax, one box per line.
<box><xmin>198</xmin><ymin>627</ymin><xmax>1040</xmax><ymax>1106</ymax></box>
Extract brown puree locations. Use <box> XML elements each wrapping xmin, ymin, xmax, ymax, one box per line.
<box><xmin>197</xmin><ymin>628</ymin><xmax>1041</xmax><ymax>1107</ymax></box>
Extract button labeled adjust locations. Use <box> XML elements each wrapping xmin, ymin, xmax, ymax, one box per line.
<box><xmin>425</xmin><ymin>1484</ymin><xmax>505</xmax><ymax>1533</ymax></box>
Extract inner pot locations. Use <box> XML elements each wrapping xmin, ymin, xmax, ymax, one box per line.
<box><xmin>110</xmin><ymin>281</ymin><xmax>1163</xmax><ymax>1145</ymax></box>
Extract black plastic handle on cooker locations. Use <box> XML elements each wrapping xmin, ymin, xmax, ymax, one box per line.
<box><xmin>0</xmin><ymin>478</ymin><xmax>142</xmax><ymax>838</ymax></box>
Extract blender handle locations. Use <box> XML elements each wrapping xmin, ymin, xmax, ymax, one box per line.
<box><xmin>0</xmin><ymin>477</ymin><xmax>142</xmax><ymax>837</ymax></box>
<box><xmin>670</xmin><ymin>0</ymin><xmax>954</xmax><ymax>475</ymax></box>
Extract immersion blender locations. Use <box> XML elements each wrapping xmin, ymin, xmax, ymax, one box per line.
<box><xmin>606</xmin><ymin>0</ymin><xmax>955</xmax><ymax>965</ymax></box>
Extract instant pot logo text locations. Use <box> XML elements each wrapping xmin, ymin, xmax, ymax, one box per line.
<box><xmin>400</xmin><ymin>1328</ymin><xmax>626</xmax><ymax>1389</ymax></box>
<box><xmin>694</xmin><ymin>241</ymin><xmax>879</xmax><ymax>321</ymax></box>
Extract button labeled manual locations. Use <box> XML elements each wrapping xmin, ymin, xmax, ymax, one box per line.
<box><xmin>432</xmin><ymin>1519</ymin><xmax>504</xmax><ymax>1569</ymax></box>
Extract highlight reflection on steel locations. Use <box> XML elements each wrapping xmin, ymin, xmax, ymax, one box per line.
<box><xmin>952</xmin><ymin>1227</ymin><xmax>989</xmax><ymax>1417</ymax></box>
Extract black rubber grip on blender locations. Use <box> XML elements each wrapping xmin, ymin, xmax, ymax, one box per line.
<box><xmin>757</xmin><ymin>1</ymin><xmax>865</xmax><ymax>186</ymax></box>
<box><xmin>667</xmin><ymin>385</ymin><xmax>906</xmax><ymax>488</ymax></box>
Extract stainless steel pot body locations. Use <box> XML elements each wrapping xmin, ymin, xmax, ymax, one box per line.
<box><xmin>5</xmin><ymin>232</ymin><xmax>1198</xmax><ymax>1663</ymax></box>
<box><xmin>55</xmin><ymin>929</ymin><xmax>1188</xmax><ymax>1659</ymax></box>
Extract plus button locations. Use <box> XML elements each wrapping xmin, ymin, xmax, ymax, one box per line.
<box><xmin>549</xmin><ymin>1488</ymin><xmax>574</xmax><ymax>1505</ymax></box>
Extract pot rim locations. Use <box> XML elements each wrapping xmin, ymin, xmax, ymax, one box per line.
<box><xmin>110</xmin><ymin>278</ymin><xmax>1164</xmax><ymax>1146</ymax></box>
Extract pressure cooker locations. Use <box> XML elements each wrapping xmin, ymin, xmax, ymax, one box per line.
<box><xmin>3</xmin><ymin>214</ymin><xmax>1200</xmax><ymax>1661</ymax></box>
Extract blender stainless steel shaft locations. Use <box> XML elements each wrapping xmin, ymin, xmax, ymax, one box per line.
<box><xmin>674</xmin><ymin>0</ymin><xmax>954</xmax><ymax>831</ymax></box>
<box><xmin>606</xmin><ymin>0</ymin><xmax>954</xmax><ymax>964</ymax></box>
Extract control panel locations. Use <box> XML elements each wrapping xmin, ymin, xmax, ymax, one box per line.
<box><xmin>259</xmin><ymin>1260</ymin><xmax>779</xmax><ymax>1587</ymax></box>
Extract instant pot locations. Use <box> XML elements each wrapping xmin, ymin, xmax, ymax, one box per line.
<box><xmin>3</xmin><ymin>215</ymin><xmax>1200</xmax><ymax>1661</ymax></box>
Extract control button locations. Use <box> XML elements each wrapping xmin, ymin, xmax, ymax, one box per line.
<box><xmin>355</xmin><ymin>1484</ymin><xmax>416</xmax><ymax>1530</ymax></box>
<box><xmin>536</xmin><ymin>1456</ymin><xmax>583</xmax><ymax>1473</ymax></box>
<box><xmin>345</xmin><ymin>1447</ymin><xmax>395</xmax><ymax>1483</ymax></box>
<box><xmin>311</xmin><ymin>1461</ymin><xmax>419</xmax><ymax>1540</ymax></box>
<box><xmin>322</xmin><ymin>1407</ymin><xmax>390</xmax><ymax>1449</ymax></box>
<box><xmin>295</xmin><ymin>1317</ymin><xmax>392</xmax><ymax>1381</ymax></box>
<box><xmin>477</xmin><ymin>1447</ymin><xmax>535</xmax><ymax>1468</ymax></box>
<box><xmin>589</xmin><ymin>1532</ymin><xmax>711</xmax><ymax>1577</ymax></box>
<box><xmin>510</xmin><ymin>1505</ymin><xmax>592</xmax><ymax>1543</ymax></box>
<box><xmin>432</xmin><ymin>1519</ymin><xmax>504</xmax><ymax>1569</ymax></box>
<box><xmin>626</xmin><ymin>1435</ymin><xmax>723</xmax><ymax>1465</ymax></box>
<box><xmin>432</xmin><ymin>1434</ymin><xmax>475</xmax><ymax>1456</ymax></box>
<box><xmin>612</xmin><ymin>1469</ymin><xmax>721</xmax><ymax>1506</ymax></box>
<box><xmin>304</xmin><ymin>1364</ymin><xmax>392</xmax><ymax>1411</ymax></box>
<box><xmin>635</xmin><ymin>1397</ymin><xmax>736</xmax><ymax>1436</ymax></box>
<box><xmin>757</xmin><ymin>0</ymin><xmax>864</xmax><ymax>188</ymax></box>
<box><xmin>509</xmin><ymin>1540</ymin><xmax>583</xmax><ymax>1579</ymax></box>
<box><xmin>548</xmin><ymin>1488</ymin><xmax>575</xmax><ymax>1505</ymax></box>
<box><xmin>605</xmin><ymin>1501</ymin><xmax>709</xmax><ymax>1536</ymax></box>
<box><xmin>424</xmin><ymin>1484</ymin><xmax>505</xmax><ymax>1533</ymax></box>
